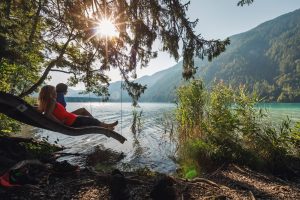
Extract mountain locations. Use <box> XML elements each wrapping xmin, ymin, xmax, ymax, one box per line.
<box><xmin>198</xmin><ymin>8</ymin><xmax>300</xmax><ymax>102</ymax></box>
<box><xmin>70</xmin><ymin>9</ymin><xmax>300</xmax><ymax>103</ymax></box>
<box><xmin>108</xmin><ymin>61</ymin><xmax>185</xmax><ymax>102</ymax></box>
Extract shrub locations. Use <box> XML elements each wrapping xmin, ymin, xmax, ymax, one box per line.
<box><xmin>0</xmin><ymin>114</ymin><xmax>21</xmax><ymax>136</ymax></box>
<box><xmin>176</xmin><ymin>80</ymin><xmax>300</xmax><ymax>177</ymax></box>
<box><xmin>0</xmin><ymin>96</ymin><xmax>37</xmax><ymax>136</ymax></box>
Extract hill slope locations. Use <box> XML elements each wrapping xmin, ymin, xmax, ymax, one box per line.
<box><xmin>106</xmin><ymin>9</ymin><xmax>300</xmax><ymax>102</ymax></box>
<box><xmin>199</xmin><ymin>8</ymin><xmax>300</xmax><ymax>102</ymax></box>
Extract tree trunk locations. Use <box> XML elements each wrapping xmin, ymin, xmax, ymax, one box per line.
<box><xmin>28</xmin><ymin>0</ymin><xmax>43</xmax><ymax>45</ymax></box>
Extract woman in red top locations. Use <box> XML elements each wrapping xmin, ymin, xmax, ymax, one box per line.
<box><xmin>38</xmin><ymin>85</ymin><xmax>118</xmax><ymax>129</ymax></box>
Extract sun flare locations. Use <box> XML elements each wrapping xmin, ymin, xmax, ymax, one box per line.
<box><xmin>95</xmin><ymin>18</ymin><xmax>118</xmax><ymax>38</ymax></box>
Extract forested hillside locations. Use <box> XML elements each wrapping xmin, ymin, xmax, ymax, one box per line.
<box><xmin>108</xmin><ymin>61</ymin><xmax>185</xmax><ymax>102</ymax></box>
<box><xmin>200</xmin><ymin>8</ymin><xmax>300</xmax><ymax>102</ymax></box>
<box><xmin>106</xmin><ymin>9</ymin><xmax>300</xmax><ymax>102</ymax></box>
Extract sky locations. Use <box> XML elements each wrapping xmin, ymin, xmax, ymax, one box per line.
<box><xmin>48</xmin><ymin>0</ymin><xmax>300</xmax><ymax>89</ymax></box>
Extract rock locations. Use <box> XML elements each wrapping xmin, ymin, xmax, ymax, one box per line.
<box><xmin>150</xmin><ymin>176</ymin><xmax>177</xmax><ymax>200</ymax></box>
<box><xmin>109</xmin><ymin>169</ymin><xmax>130</xmax><ymax>200</ymax></box>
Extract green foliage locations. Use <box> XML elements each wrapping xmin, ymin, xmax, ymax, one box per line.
<box><xmin>94</xmin><ymin>163</ymin><xmax>114</xmax><ymax>173</ymax></box>
<box><xmin>0</xmin><ymin>115</ymin><xmax>21</xmax><ymax>136</ymax></box>
<box><xmin>135</xmin><ymin>167</ymin><xmax>156</xmax><ymax>177</ymax></box>
<box><xmin>0</xmin><ymin>1</ymin><xmax>44</xmax><ymax>95</ymax></box>
<box><xmin>291</xmin><ymin>122</ymin><xmax>300</xmax><ymax>156</ymax></box>
<box><xmin>128</xmin><ymin>10</ymin><xmax>300</xmax><ymax>103</ymax></box>
<box><xmin>21</xmin><ymin>139</ymin><xmax>61</xmax><ymax>160</ymax></box>
<box><xmin>0</xmin><ymin>0</ymin><xmax>230</xmax><ymax>136</ymax></box>
<box><xmin>1</xmin><ymin>0</ymin><xmax>230</xmax><ymax>100</ymax></box>
<box><xmin>131</xmin><ymin>109</ymin><xmax>143</xmax><ymax>135</ymax></box>
<box><xmin>0</xmin><ymin>1</ymin><xmax>45</xmax><ymax>134</ymax></box>
<box><xmin>184</xmin><ymin>168</ymin><xmax>198</xmax><ymax>179</ymax></box>
<box><xmin>176</xmin><ymin>80</ymin><xmax>206</xmax><ymax>140</ymax></box>
<box><xmin>176</xmin><ymin>80</ymin><xmax>300</xmax><ymax>177</ymax></box>
<box><xmin>0</xmin><ymin>96</ymin><xmax>36</xmax><ymax>135</ymax></box>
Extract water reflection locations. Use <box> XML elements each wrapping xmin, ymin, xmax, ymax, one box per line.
<box><xmin>33</xmin><ymin>102</ymin><xmax>300</xmax><ymax>174</ymax></box>
<box><xmin>35</xmin><ymin>102</ymin><xmax>178</xmax><ymax>174</ymax></box>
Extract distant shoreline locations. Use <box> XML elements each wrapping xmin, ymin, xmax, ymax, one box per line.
<box><xmin>65</xmin><ymin>97</ymin><xmax>176</xmax><ymax>103</ymax></box>
<box><xmin>65</xmin><ymin>97</ymin><xmax>300</xmax><ymax>104</ymax></box>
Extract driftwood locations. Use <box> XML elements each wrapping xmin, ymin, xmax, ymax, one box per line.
<box><xmin>0</xmin><ymin>92</ymin><xmax>126</xmax><ymax>143</ymax></box>
<box><xmin>0</xmin><ymin>136</ymin><xmax>34</xmax><ymax>143</ymax></box>
<box><xmin>86</xmin><ymin>167</ymin><xmax>149</xmax><ymax>185</ymax></box>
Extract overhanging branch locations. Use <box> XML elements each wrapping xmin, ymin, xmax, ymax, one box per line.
<box><xmin>50</xmin><ymin>69</ymin><xmax>75</xmax><ymax>74</ymax></box>
<box><xmin>18</xmin><ymin>33</ymin><xmax>75</xmax><ymax>98</ymax></box>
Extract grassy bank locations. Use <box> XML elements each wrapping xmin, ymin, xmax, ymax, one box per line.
<box><xmin>175</xmin><ymin>80</ymin><xmax>300</xmax><ymax>179</ymax></box>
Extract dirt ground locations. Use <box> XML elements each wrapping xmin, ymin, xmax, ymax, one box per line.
<box><xmin>1</xmin><ymin>137</ymin><xmax>299</xmax><ymax>200</ymax></box>
<box><xmin>1</xmin><ymin>164</ymin><xmax>299</xmax><ymax>200</ymax></box>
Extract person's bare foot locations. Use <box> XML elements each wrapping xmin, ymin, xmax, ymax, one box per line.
<box><xmin>99</xmin><ymin>121</ymin><xmax>118</xmax><ymax>129</ymax></box>
<box><xmin>107</xmin><ymin>121</ymin><xmax>118</xmax><ymax>127</ymax></box>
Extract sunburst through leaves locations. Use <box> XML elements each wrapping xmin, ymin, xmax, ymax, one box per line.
<box><xmin>95</xmin><ymin>17</ymin><xmax>118</xmax><ymax>38</ymax></box>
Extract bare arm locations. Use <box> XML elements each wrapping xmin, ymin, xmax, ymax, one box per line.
<box><xmin>44</xmin><ymin>99</ymin><xmax>62</xmax><ymax>124</ymax></box>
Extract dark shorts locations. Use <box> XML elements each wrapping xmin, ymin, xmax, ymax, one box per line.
<box><xmin>71</xmin><ymin>116</ymin><xmax>100</xmax><ymax>127</ymax></box>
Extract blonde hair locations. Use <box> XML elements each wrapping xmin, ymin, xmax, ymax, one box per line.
<box><xmin>38</xmin><ymin>85</ymin><xmax>56</xmax><ymax>113</ymax></box>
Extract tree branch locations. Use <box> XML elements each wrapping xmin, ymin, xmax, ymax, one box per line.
<box><xmin>237</xmin><ymin>0</ymin><xmax>254</xmax><ymax>6</ymax></box>
<box><xmin>28</xmin><ymin>0</ymin><xmax>43</xmax><ymax>45</ymax></box>
<box><xmin>5</xmin><ymin>0</ymin><xmax>11</xmax><ymax>18</ymax></box>
<box><xmin>19</xmin><ymin>34</ymin><xmax>74</xmax><ymax>98</ymax></box>
<box><xmin>18</xmin><ymin>60</ymin><xmax>57</xmax><ymax>98</ymax></box>
<box><xmin>50</xmin><ymin>69</ymin><xmax>75</xmax><ymax>74</ymax></box>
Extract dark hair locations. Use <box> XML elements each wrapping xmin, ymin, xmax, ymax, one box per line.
<box><xmin>56</xmin><ymin>83</ymin><xmax>68</xmax><ymax>93</ymax></box>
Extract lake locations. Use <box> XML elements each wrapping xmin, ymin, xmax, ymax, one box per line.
<box><xmin>34</xmin><ymin>102</ymin><xmax>300</xmax><ymax>174</ymax></box>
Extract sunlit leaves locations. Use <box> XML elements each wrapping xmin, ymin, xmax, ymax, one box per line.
<box><xmin>1</xmin><ymin>0</ymin><xmax>232</xmax><ymax>101</ymax></box>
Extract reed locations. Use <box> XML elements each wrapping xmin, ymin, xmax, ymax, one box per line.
<box><xmin>176</xmin><ymin>80</ymin><xmax>300</xmax><ymax>178</ymax></box>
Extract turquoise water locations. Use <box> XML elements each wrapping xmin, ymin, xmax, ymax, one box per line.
<box><xmin>34</xmin><ymin>102</ymin><xmax>300</xmax><ymax>174</ymax></box>
<box><xmin>35</xmin><ymin>102</ymin><xmax>177</xmax><ymax>173</ymax></box>
<box><xmin>256</xmin><ymin>103</ymin><xmax>300</xmax><ymax>122</ymax></box>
